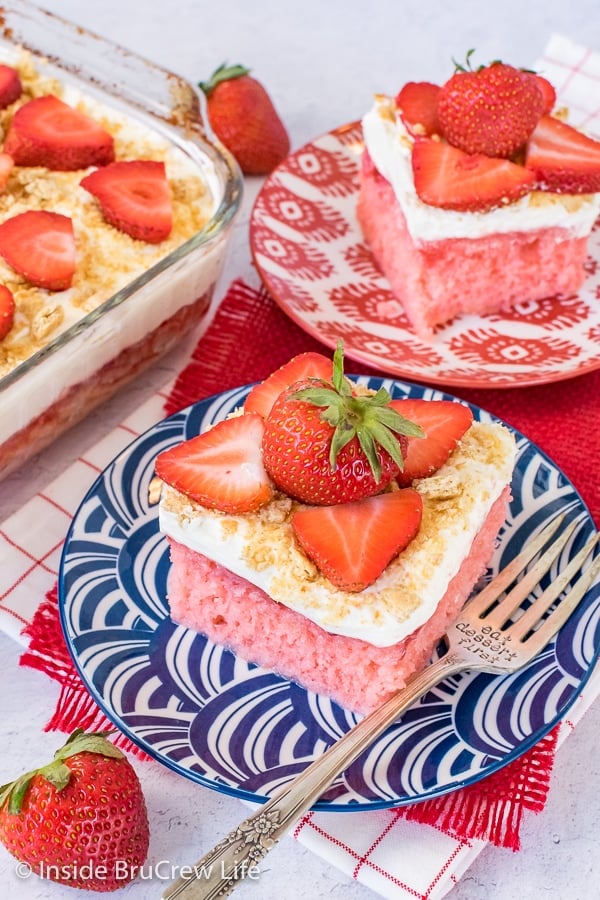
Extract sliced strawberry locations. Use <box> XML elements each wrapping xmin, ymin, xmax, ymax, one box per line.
<box><xmin>0</xmin><ymin>65</ymin><xmax>22</xmax><ymax>109</ymax></box>
<box><xmin>0</xmin><ymin>210</ymin><xmax>76</xmax><ymax>290</ymax></box>
<box><xmin>389</xmin><ymin>398</ymin><xmax>473</xmax><ymax>485</ymax></box>
<box><xmin>0</xmin><ymin>284</ymin><xmax>15</xmax><ymax>340</ymax></box>
<box><xmin>244</xmin><ymin>351</ymin><xmax>334</xmax><ymax>418</ymax></box>
<box><xmin>395</xmin><ymin>81</ymin><xmax>441</xmax><ymax>137</ymax></box>
<box><xmin>155</xmin><ymin>412</ymin><xmax>274</xmax><ymax>514</ymax></box>
<box><xmin>80</xmin><ymin>160</ymin><xmax>173</xmax><ymax>243</ymax></box>
<box><xmin>532</xmin><ymin>75</ymin><xmax>556</xmax><ymax>115</ymax></box>
<box><xmin>3</xmin><ymin>94</ymin><xmax>115</xmax><ymax>171</ymax></box>
<box><xmin>291</xmin><ymin>489</ymin><xmax>423</xmax><ymax>592</ymax></box>
<box><xmin>524</xmin><ymin>114</ymin><xmax>600</xmax><ymax>193</ymax></box>
<box><xmin>0</xmin><ymin>152</ymin><xmax>14</xmax><ymax>190</ymax></box>
<box><xmin>412</xmin><ymin>137</ymin><xmax>536</xmax><ymax>212</ymax></box>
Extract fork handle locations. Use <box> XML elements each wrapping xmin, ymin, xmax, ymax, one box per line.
<box><xmin>161</xmin><ymin>652</ymin><xmax>463</xmax><ymax>900</ymax></box>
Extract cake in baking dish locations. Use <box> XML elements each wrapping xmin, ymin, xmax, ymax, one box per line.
<box><xmin>155</xmin><ymin>347</ymin><xmax>517</xmax><ymax>714</ymax></box>
<box><xmin>0</xmin><ymin>41</ymin><xmax>239</xmax><ymax>482</ymax></box>
<box><xmin>0</xmin><ymin>49</ymin><xmax>215</xmax><ymax>378</ymax></box>
<box><xmin>357</xmin><ymin>58</ymin><xmax>600</xmax><ymax>340</ymax></box>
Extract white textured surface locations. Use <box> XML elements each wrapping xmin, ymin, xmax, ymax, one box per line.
<box><xmin>1</xmin><ymin>2</ymin><xmax>600</xmax><ymax>898</ymax></box>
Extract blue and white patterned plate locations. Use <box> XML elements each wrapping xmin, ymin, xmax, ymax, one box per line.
<box><xmin>58</xmin><ymin>378</ymin><xmax>600</xmax><ymax>811</ymax></box>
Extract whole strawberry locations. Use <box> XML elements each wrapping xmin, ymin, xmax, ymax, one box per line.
<box><xmin>0</xmin><ymin>729</ymin><xmax>149</xmax><ymax>892</ymax></box>
<box><xmin>262</xmin><ymin>342</ymin><xmax>423</xmax><ymax>505</ymax></box>
<box><xmin>437</xmin><ymin>51</ymin><xmax>544</xmax><ymax>158</ymax></box>
<box><xmin>199</xmin><ymin>63</ymin><xmax>290</xmax><ymax>175</ymax></box>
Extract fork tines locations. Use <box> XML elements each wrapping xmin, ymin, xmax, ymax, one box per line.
<box><xmin>468</xmin><ymin>516</ymin><xmax>600</xmax><ymax>643</ymax></box>
<box><xmin>510</xmin><ymin>547</ymin><xmax>600</xmax><ymax>646</ymax></box>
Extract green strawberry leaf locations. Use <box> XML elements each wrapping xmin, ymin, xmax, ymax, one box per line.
<box><xmin>291</xmin><ymin>340</ymin><xmax>424</xmax><ymax>479</ymax></box>
<box><xmin>199</xmin><ymin>63</ymin><xmax>250</xmax><ymax>96</ymax></box>
<box><xmin>54</xmin><ymin>730</ymin><xmax>124</xmax><ymax>762</ymax></box>
<box><xmin>0</xmin><ymin>729</ymin><xmax>125</xmax><ymax>816</ymax></box>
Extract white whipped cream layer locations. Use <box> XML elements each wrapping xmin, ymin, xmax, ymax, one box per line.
<box><xmin>159</xmin><ymin>421</ymin><xmax>517</xmax><ymax>648</ymax></box>
<box><xmin>361</xmin><ymin>95</ymin><xmax>600</xmax><ymax>242</ymax></box>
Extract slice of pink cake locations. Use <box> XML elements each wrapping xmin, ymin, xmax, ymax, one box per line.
<box><xmin>159</xmin><ymin>417</ymin><xmax>516</xmax><ymax>714</ymax></box>
<box><xmin>358</xmin><ymin>85</ymin><xmax>600</xmax><ymax>340</ymax></box>
<box><xmin>165</xmin><ymin>487</ymin><xmax>509</xmax><ymax>713</ymax></box>
<box><xmin>357</xmin><ymin>151</ymin><xmax>590</xmax><ymax>341</ymax></box>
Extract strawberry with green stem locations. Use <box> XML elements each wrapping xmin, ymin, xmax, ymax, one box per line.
<box><xmin>199</xmin><ymin>63</ymin><xmax>290</xmax><ymax>175</ymax></box>
<box><xmin>262</xmin><ymin>342</ymin><xmax>424</xmax><ymax>505</ymax></box>
<box><xmin>437</xmin><ymin>50</ymin><xmax>544</xmax><ymax>158</ymax></box>
<box><xmin>0</xmin><ymin>729</ymin><xmax>149</xmax><ymax>892</ymax></box>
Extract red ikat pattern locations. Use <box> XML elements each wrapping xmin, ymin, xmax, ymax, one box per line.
<box><xmin>449</xmin><ymin>332</ymin><xmax>583</xmax><ymax>366</ymax></box>
<box><xmin>487</xmin><ymin>293</ymin><xmax>591</xmax><ymax>328</ymax></box>
<box><xmin>344</xmin><ymin>240</ymin><xmax>383</xmax><ymax>278</ymax></box>
<box><xmin>283</xmin><ymin>137</ymin><xmax>360</xmax><ymax>197</ymax></box>
<box><xmin>257</xmin><ymin>183</ymin><xmax>349</xmax><ymax>241</ymax></box>
<box><xmin>259</xmin><ymin>271</ymin><xmax>320</xmax><ymax>315</ymax></box>
<box><xmin>251</xmin><ymin>115</ymin><xmax>600</xmax><ymax>388</ymax></box>
<box><xmin>251</xmin><ymin>220</ymin><xmax>335</xmax><ymax>281</ymax></box>
<box><xmin>314</xmin><ymin>319</ymin><xmax>446</xmax><ymax>367</ymax></box>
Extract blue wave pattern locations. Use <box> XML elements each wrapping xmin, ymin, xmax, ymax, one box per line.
<box><xmin>59</xmin><ymin>379</ymin><xmax>600</xmax><ymax>810</ymax></box>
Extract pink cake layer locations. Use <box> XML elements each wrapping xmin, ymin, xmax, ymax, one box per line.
<box><xmin>165</xmin><ymin>486</ymin><xmax>511</xmax><ymax>714</ymax></box>
<box><xmin>0</xmin><ymin>290</ymin><xmax>212</xmax><ymax>481</ymax></box>
<box><xmin>356</xmin><ymin>153</ymin><xmax>588</xmax><ymax>340</ymax></box>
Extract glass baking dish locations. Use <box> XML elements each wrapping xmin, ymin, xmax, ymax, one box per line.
<box><xmin>0</xmin><ymin>0</ymin><xmax>243</xmax><ymax>481</ymax></box>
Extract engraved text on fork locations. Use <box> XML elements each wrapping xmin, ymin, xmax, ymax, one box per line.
<box><xmin>454</xmin><ymin>620</ymin><xmax>518</xmax><ymax>665</ymax></box>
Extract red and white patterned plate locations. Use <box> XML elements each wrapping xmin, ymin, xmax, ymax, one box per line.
<box><xmin>250</xmin><ymin>121</ymin><xmax>600</xmax><ymax>389</ymax></box>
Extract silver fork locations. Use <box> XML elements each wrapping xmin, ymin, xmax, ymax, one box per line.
<box><xmin>161</xmin><ymin>516</ymin><xmax>600</xmax><ymax>900</ymax></box>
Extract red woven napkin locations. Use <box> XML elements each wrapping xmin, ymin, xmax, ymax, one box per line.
<box><xmin>24</xmin><ymin>276</ymin><xmax>600</xmax><ymax>853</ymax></box>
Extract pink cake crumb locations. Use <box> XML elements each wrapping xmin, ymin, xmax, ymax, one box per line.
<box><xmin>356</xmin><ymin>153</ymin><xmax>588</xmax><ymax>340</ymax></box>
<box><xmin>165</xmin><ymin>486</ymin><xmax>511</xmax><ymax>714</ymax></box>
